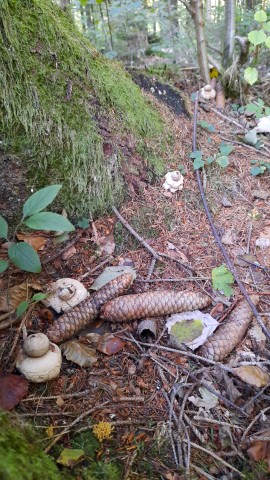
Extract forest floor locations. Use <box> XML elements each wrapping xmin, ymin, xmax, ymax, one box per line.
<box><xmin>1</xmin><ymin>72</ymin><xmax>270</xmax><ymax>479</ymax></box>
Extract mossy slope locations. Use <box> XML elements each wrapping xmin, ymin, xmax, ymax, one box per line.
<box><xmin>0</xmin><ymin>0</ymin><xmax>163</xmax><ymax>216</ymax></box>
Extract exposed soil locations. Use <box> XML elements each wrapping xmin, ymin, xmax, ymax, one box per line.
<box><xmin>1</xmin><ymin>80</ymin><xmax>270</xmax><ymax>479</ymax></box>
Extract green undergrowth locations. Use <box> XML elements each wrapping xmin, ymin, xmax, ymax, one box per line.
<box><xmin>0</xmin><ymin>0</ymin><xmax>164</xmax><ymax>217</ymax></box>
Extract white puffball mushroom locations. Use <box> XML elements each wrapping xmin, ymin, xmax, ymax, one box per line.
<box><xmin>16</xmin><ymin>336</ymin><xmax>62</xmax><ymax>383</ymax></box>
<box><xmin>42</xmin><ymin>278</ymin><xmax>88</xmax><ymax>313</ymax></box>
<box><xmin>163</xmin><ymin>171</ymin><xmax>184</xmax><ymax>193</ymax></box>
<box><xmin>23</xmin><ymin>333</ymin><xmax>50</xmax><ymax>358</ymax></box>
<box><xmin>200</xmin><ymin>84</ymin><xmax>216</xmax><ymax>101</ymax></box>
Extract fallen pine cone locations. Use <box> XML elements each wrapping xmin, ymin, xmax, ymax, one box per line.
<box><xmin>199</xmin><ymin>296</ymin><xmax>260</xmax><ymax>362</ymax></box>
<box><xmin>100</xmin><ymin>290</ymin><xmax>211</xmax><ymax>322</ymax></box>
<box><xmin>46</xmin><ymin>273</ymin><xmax>134</xmax><ymax>343</ymax></box>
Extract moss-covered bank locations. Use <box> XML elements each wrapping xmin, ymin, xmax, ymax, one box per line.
<box><xmin>0</xmin><ymin>0</ymin><xmax>164</xmax><ymax>217</ymax></box>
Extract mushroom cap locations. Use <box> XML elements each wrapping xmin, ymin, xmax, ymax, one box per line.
<box><xmin>203</xmin><ymin>84</ymin><xmax>212</xmax><ymax>92</ymax></box>
<box><xmin>16</xmin><ymin>343</ymin><xmax>62</xmax><ymax>383</ymax></box>
<box><xmin>163</xmin><ymin>171</ymin><xmax>184</xmax><ymax>193</ymax></box>
<box><xmin>23</xmin><ymin>333</ymin><xmax>50</xmax><ymax>358</ymax></box>
<box><xmin>42</xmin><ymin>278</ymin><xmax>88</xmax><ymax>313</ymax></box>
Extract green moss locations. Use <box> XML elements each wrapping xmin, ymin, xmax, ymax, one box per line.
<box><xmin>0</xmin><ymin>412</ymin><xmax>61</xmax><ymax>480</ymax></box>
<box><xmin>0</xmin><ymin>0</ymin><xmax>164</xmax><ymax>217</ymax></box>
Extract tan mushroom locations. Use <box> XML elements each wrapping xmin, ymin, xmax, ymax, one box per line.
<box><xmin>200</xmin><ymin>84</ymin><xmax>216</xmax><ymax>101</ymax></box>
<box><xmin>42</xmin><ymin>278</ymin><xmax>88</xmax><ymax>313</ymax></box>
<box><xmin>163</xmin><ymin>171</ymin><xmax>184</xmax><ymax>193</ymax></box>
<box><xmin>16</xmin><ymin>333</ymin><xmax>62</xmax><ymax>383</ymax></box>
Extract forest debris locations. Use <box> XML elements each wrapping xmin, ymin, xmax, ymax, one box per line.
<box><xmin>255</xmin><ymin>115</ymin><xmax>270</xmax><ymax>133</ymax></box>
<box><xmin>199</xmin><ymin>84</ymin><xmax>216</xmax><ymax>101</ymax></box>
<box><xmin>101</xmin><ymin>290</ymin><xmax>212</xmax><ymax>322</ymax></box>
<box><xmin>0</xmin><ymin>282</ymin><xmax>40</xmax><ymax>314</ymax></box>
<box><xmin>96</xmin><ymin>334</ymin><xmax>125</xmax><ymax>355</ymax></box>
<box><xmin>163</xmin><ymin>171</ymin><xmax>184</xmax><ymax>193</ymax></box>
<box><xmin>61</xmin><ymin>340</ymin><xmax>98</xmax><ymax>367</ymax></box>
<box><xmin>42</xmin><ymin>278</ymin><xmax>88</xmax><ymax>313</ymax></box>
<box><xmin>137</xmin><ymin>319</ymin><xmax>157</xmax><ymax>341</ymax></box>
<box><xmin>188</xmin><ymin>385</ymin><xmax>219</xmax><ymax>410</ymax></box>
<box><xmin>255</xmin><ymin>225</ymin><xmax>270</xmax><ymax>250</ymax></box>
<box><xmin>249</xmin><ymin>324</ymin><xmax>266</xmax><ymax>350</ymax></box>
<box><xmin>0</xmin><ymin>374</ymin><xmax>28</xmax><ymax>410</ymax></box>
<box><xmin>16</xmin><ymin>233</ymin><xmax>46</xmax><ymax>251</ymax></box>
<box><xmin>247</xmin><ymin>437</ymin><xmax>270</xmax><ymax>472</ymax></box>
<box><xmin>221</xmin><ymin>228</ymin><xmax>236</xmax><ymax>246</ymax></box>
<box><xmin>252</xmin><ymin>189</ymin><xmax>269</xmax><ymax>200</ymax></box>
<box><xmin>61</xmin><ymin>245</ymin><xmax>77</xmax><ymax>260</ymax></box>
<box><xmin>232</xmin><ymin>365</ymin><xmax>270</xmax><ymax>388</ymax></box>
<box><xmin>199</xmin><ymin>296</ymin><xmax>259</xmax><ymax>361</ymax></box>
<box><xmin>215</xmin><ymin>81</ymin><xmax>225</xmax><ymax>110</ymax></box>
<box><xmin>57</xmin><ymin>448</ymin><xmax>84</xmax><ymax>467</ymax></box>
<box><xmin>90</xmin><ymin>266</ymin><xmax>136</xmax><ymax>291</ymax></box>
<box><xmin>166</xmin><ymin>311</ymin><xmax>219</xmax><ymax>350</ymax></box>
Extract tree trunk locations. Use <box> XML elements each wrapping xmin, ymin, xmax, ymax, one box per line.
<box><xmin>191</xmin><ymin>0</ymin><xmax>210</xmax><ymax>83</ymax></box>
<box><xmin>222</xmin><ymin>0</ymin><xmax>235</xmax><ymax>69</ymax></box>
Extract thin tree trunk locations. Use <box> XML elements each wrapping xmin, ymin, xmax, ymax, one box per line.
<box><xmin>222</xmin><ymin>0</ymin><xmax>235</xmax><ymax>68</ymax></box>
<box><xmin>192</xmin><ymin>0</ymin><xmax>210</xmax><ymax>83</ymax></box>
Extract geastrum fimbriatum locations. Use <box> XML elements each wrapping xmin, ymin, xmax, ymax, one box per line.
<box><xmin>42</xmin><ymin>278</ymin><xmax>88</xmax><ymax>313</ymax></box>
<box><xmin>163</xmin><ymin>171</ymin><xmax>184</xmax><ymax>193</ymax></box>
<box><xmin>200</xmin><ymin>84</ymin><xmax>216</xmax><ymax>101</ymax></box>
<box><xmin>16</xmin><ymin>333</ymin><xmax>62</xmax><ymax>383</ymax></box>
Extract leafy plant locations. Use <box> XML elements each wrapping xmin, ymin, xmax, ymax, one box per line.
<box><xmin>0</xmin><ymin>185</ymin><xmax>74</xmax><ymax>274</ymax></box>
<box><xmin>244</xmin><ymin>10</ymin><xmax>270</xmax><ymax>85</ymax></box>
<box><xmin>16</xmin><ymin>293</ymin><xmax>48</xmax><ymax>318</ymax></box>
<box><xmin>250</xmin><ymin>159</ymin><xmax>270</xmax><ymax>176</ymax></box>
<box><xmin>198</xmin><ymin>120</ymin><xmax>216</xmax><ymax>132</ymax></box>
<box><xmin>244</xmin><ymin>98</ymin><xmax>270</xmax><ymax>119</ymax></box>
<box><xmin>212</xmin><ymin>264</ymin><xmax>234</xmax><ymax>297</ymax></box>
<box><xmin>190</xmin><ymin>142</ymin><xmax>234</xmax><ymax>171</ymax></box>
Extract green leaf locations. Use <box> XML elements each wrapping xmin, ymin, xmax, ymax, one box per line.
<box><xmin>254</xmin><ymin>10</ymin><xmax>267</xmax><ymax>22</ymax></box>
<box><xmin>244</xmin><ymin>128</ymin><xmax>258</xmax><ymax>146</ymax></box>
<box><xmin>248</xmin><ymin>29</ymin><xmax>267</xmax><ymax>45</ymax></box>
<box><xmin>24</xmin><ymin>212</ymin><xmax>75</xmax><ymax>232</ymax></box>
<box><xmin>0</xmin><ymin>215</ymin><xmax>8</xmax><ymax>239</ymax></box>
<box><xmin>206</xmin><ymin>157</ymin><xmax>215</xmax><ymax>164</ymax></box>
<box><xmin>77</xmin><ymin>217</ymin><xmax>90</xmax><ymax>229</ymax></box>
<box><xmin>16</xmin><ymin>300</ymin><xmax>30</xmax><ymax>317</ymax></box>
<box><xmin>219</xmin><ymin>143</ymin><xmax>234</xmax><ymax>156</ymax></box>
<box><xmin>265</xmin><ymin>107</ymin><xmax>270</xmax><ymax>116</ymax></box>
<box><xmin>212</xmin><ymin>265</ymin><xmax>234</xmax><ymax>297</ymax></box>
<box><xmin>190</xmin><ymin>150</ymin><xmax>203</xmax><ymax>160</ymax></box>
<box><xmin>264</xmin><ymin>22</ymin><xmax>270</xmax><ymax>32</ymax></box>
<box><xmin>245</xmin><ymin>103</ymin><xmax>260</xmax><ymax>114</ymax></box>
<box><xmin>22</xmin><ymin>185</ymin><xmax>62</xmax><ymax>219</ymax></box>
<box><xmin>250</xmin><ymin>165</ymin><xmax>266</xmax><ymax>176</ymax></box>
<box><xmin>198</xmin><ymin>120</ymin><xmax>215</xmax><ymax>132</ymax></box>
<box><xmin>0</xmin><ymin>260</ymin><xmax>9</xmax><ymax>273</ymax></box>
<box><xmin>265</xmin><ymin>36</ymin><xmax>270</xmax><ymax>48</ymax></box>
<box><xmin>244</xmin><ymin>67</ymin><xmax>258</xmax><ymax>85</ymax></box>
<box><xmin>32</xmin><ymin>293</ymin><xmax>48</xmax><ymax>301</ymax></box>
<box><xmin>193</xmin><ymin>157</ymin><xmax>205</xmax><ymax>170</ymax></box>
<box><xmin>8</xmin><ymin>243</ymin><xmax>41</xmax><ymax>273</ymax></box>
<box><xmin>57</xmin><ymin>448</ymin><xmax>85</xmax><ymax>467</ymax></box>
<box><xmin>216</xmin><ymin>155</ymin><xmax>229</xmax><ymax>168</ymax></box>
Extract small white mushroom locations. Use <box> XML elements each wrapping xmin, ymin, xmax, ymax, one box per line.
<box><xmin>42</xmin><ymin>278</ymin><xmax>88</xmax><ymax>313</ymax></box>
<box><xmin>16</xmin><ymin>333</ymin><xmax>62</xmax><ymax>383</ymax></box>
<box><xmin>163</xmin><ymin>171</ymin><xmax>184</xmax><ymax>193</ymax></box>
<box><xmin>200</xmin><ymin>84</ymin><xmax>216</xmax><ymax>101</ymax></box>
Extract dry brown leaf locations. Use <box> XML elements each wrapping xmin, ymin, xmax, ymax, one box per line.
<box><xmin>16</xmin><ymin>233</ymin><xmax>46</xmax><ymax>251</ymax></box>
<box><xmin>0</xmin><ymin>374</ymin><xmax>28</xmax><ymax>410</ymax></box>
<box><xmin>210</xmin><ymin>302</ymin><xmax>224</xmax><ymax>318</ymax></box>
<box><xmin>61</xmin><ymin>340</ymin><xmax>98</xmax><ymax>367</ymax></box>
<box><xmin>247</xmin><ymin>439</ymin><xmax>270</xmax><ymax>472</ymax></box>
<box><xmin>98</xmin><ymin>234</ymin><xmax>115</xmax><ymax>256</ymax></box>
<box><xmin>62</xmin><ymin>245</ymin><xmax>77</xmax><ymax>260</ymax></box>
<box><xmin>233</xmin><ymin>365</ymin><xmax>270</xmax><ymax>387</ymax></box>
<box><xmin>0</xmin><ymin>282</ymin><xmax>41</xmax><ymax>314</ymax></box>
<box><xmin>221</xmin><ymin>228</ymin><xmax>235</xmax><ymax>245</ymax></box>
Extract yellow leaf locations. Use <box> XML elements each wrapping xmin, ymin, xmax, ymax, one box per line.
<box><xmin>46</xmin><ymin>425</ymin><xmax>54</xmax><ymax>437</ymax></box>
<box><xmin>233</xmin><ymin>365</ymin><xmax>270</xmax><ymax>388</ymax></box>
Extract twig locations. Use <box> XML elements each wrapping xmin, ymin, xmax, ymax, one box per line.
<box><xmin>219</xmin><ymin>135</ymin><xmax>270</xmax><ymax>162</ymax></box>
<box><xmin>79</xmin><ymin>256</ymin><xmax>112</xmax><ymax>280</ymax></box>
<box><xmin>7</xmin><ymin>304</ymin><xmax>36</xmax><ymax>361</ymax></box>
<box><xmin>19</xmin><ymin>412</ymin><xmax>75</xmax><ymax>417</ymax></box>
<box><xmin>22</xmin><ymin>390</ymin><xmax>91</xmax><ymax>402</ymax></box>
<box><xmin>123</xmin><ymin>450</ymin><xmax>137</xmax><ymax>480</ymax></box>
<box><xmin>146</xmin><ymin>257</ymin><xmax>157</xmax><ymax>281</ymax></box>
<box><xmin>241</xmin><ymin>406</ymin><xmax>270</xmax><ymax>442</ymax></box>
<box><xmin>243</xmin><ymin>382</ymin><xmax>270</xmax><ymax>412</ymax></box>
<box><xmin>42</xmin><ymin>232</ymin><xmax>82</xmax><ymax>265</ymax></box>
<box><xmin>193</xmin><ymin>93</ymin><xmax>270</xmax><ymax>341</ymax></box>
<box><xmin>137</xmin><ymin>276</ymin><xmax>210</xmax><ymax>282</ymax></box>
<box><xmin>44</xmin><ymin>400</ymin><xmax>110</xmax><ymax>453</ymax></box>
<box><xmin>190</xmin><ymin>463</ymin><xmax>216</xmax><ymax>480</ymax></box>
<box><xmin>193</xmin><ymin>416</ymin><xmax>243</xmax><ymax>429</ymax></box>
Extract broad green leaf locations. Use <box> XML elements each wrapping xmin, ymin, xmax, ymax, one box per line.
<box><xmin>244</xmin><ymin>67</ymin><xmax>258</xmax><ymax>85</ymax></box>
<box><xmin>245</xmin><ymin>103</ymin><xmax>260</xmax><ymax>114</ymax></box>
<box><xmin>265</xmin><ymin>107</ymin><xmax>270</xmax><ymax>116</ymax></box>
<box><xmin>244</xmin><ymin>128</ymin><xmax>258</xmax><ymax>145</ymax></box>
<box><xmin>24</xmin><ymin>212</ymin><xmax>75</xmax><ymax>232</ymax></box>
<box><xmin>264</xmin><ymin>22</ymin><xmax>270</xmax><ymax>32</ymax></box>
<box><xmin>212</xmin><ymin>265</ymin><xmax>234</xmax><ymax>297</ymax></box>
<box><xmin>206</xmin><ymin>157</ymin><xmax>215</xmax><ymax>164</ymax></box>
<box><xmin>219</xmin><ymin>143</ymin><xmax>234</xmax><ymax>156</ymax></box>
<box><xmin>91</xmin><ymin>265</ymin><xmax>136</xmax><ymax>290</ymax></box>
<box><xmin>16</xmin><ymin>300</ymin><xmax>30</xmax><ymax>317</ymax></box>
<box><xmin>250</xmin><ymin>165</ymin><xmax>266</xmax><ymax>176</ymax></box>
<box><xmin>77</xmin><ymin>217</ymin><xmax>90</xmax><ymax>229</ymax></box>
<box><xmin>216</xmin><ymin>156</ymin><xmax>229</xmax><ymax>168</ymax></box>
<box><xmin>190</xmin><ymin>151</ymin><xmax>202</xmax><ymax>160</ymax></box>
<box><xmin>193</xmin><ymin>157</ymin><xmax>205</xmax><ymax>170</ymax></box>
<box><xmin>198</xmin><ymin>120</ymin><xmax>215</xmax><ymax>132</ymax></box>
<box><xmin>57</xmin><ymin>448</ymin><xmax>85</xmax><ymax>467</ymax></box>
<box><xmin>265</xmin><ymin>36</ymin><xmax>270</xmax><ymax>48</ymax></box>
<box><xmin>0</xmin><ymin>215</ymin><xmax>8</xmax><ymax>239</ymax></box>
<box><xmin>80</xmin><ymin>0</ymin><xmax>88</xmax><ymax>5</ymax></box>
<box><xmin>22</xmin><ymin>185</ymin><xmax>62</xmax><ymax>218</ymax></box>
<box><xmin>257</xmin><ymin>98</ymin><xmax>264</xmax><ymax>108</ymax></box>
<box><xmin>248</xmin><ymin>29</ymin><xmax>267</xmax><ymax>45</ymax></box>
<box><xmin>0</xmin><ymin>259</ymin><xmax>9</xmax><ymax>273</ymax></box>
<box><xmin>8</xmin><ymin>243</ymin><xmax>41</xmax><ymax>273</ymax></box>
<box><xmin>32</xmin><ymin>293</ymin><xmax>48</xmax><ymax>301</ymax></box>
<box><xmin>254</xmin><ymin>10</ymin><xmax>267</xmax><ymax>22</ymax></box>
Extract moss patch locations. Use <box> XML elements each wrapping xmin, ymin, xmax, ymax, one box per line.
<box><xmin>0</xmin><ymin>0</ymin><xmax>164</xmax><ymax>217</ymax></box>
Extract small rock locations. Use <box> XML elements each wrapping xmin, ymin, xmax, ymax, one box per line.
<box><xmin>252</xmin><ymin>190</ymin><xmax>269</xmax><ymax>200</ymax></box>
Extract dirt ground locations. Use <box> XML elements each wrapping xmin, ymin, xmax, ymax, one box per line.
<box><xmin>1</xmin><ymin>76</ymin><xmax>270</xmax><ymax>479</ymax></box>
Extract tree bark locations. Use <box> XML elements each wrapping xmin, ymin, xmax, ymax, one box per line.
<box><xmin>222</xmin><ymin>0</ymin><xmax>235</xmax><ymax>69</ymax></box>
<box><xmin>191</xmin><ymin>0</ymin><xmax>210</xmax><ymax>83</ymax></box>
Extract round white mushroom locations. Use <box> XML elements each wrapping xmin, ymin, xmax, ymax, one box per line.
<box><xmin>200</xmin><ymin>84</ymin><xmax>216</xmax><ymax>101</ymax></box>
<box><xmin>42</xmin><ymin>278</ymin><xmax>88</xmax><ymax>313</ymax></box>
<box><xmin>163</xmin><ymin>171</ymin><xmax>184</xmax><ymax>193</ymax></box>
<box><xmin>16</xmin><ymin>334</ymin><xmax>62</xmax><ymax>383</ymax></box>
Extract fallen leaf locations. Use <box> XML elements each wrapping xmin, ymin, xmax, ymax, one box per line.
<box><xmin>255</xmin><ymin>238</ymin><xmax>270</xmax><ymax>249</ymax></box>
<box><xmin>252</xmin><ymin>190</ymin><xmax>269</xmax><ymax>200</ymax></box>
<box><xmin>255</xmin><ymin>115</ymin><xmax>270</xmax><ymax>134</ymax></box>
<box><xmin>16</xmin><ymin>233</ymin><xmax>46</xmax><ymax>251</ymax></box>
<box><xmin>167</xmin><ymin>241</ymin><xmax>176</xmax><ymax>250</ymax></box>
<box><xmin>221</xmin><ymin>228</ymin><xmax>235</xmax><ymax>245</ymax></box>
<box><xmin>97</xmin><ymin>334</ymin><xmax>125</xmax><ymax>355</ymax></box>
<box><xmin>233</xmin><ymin>365</ymin><xmax>270</xmax><ymax>387</ymax></box>
<box><xmin>98</xmin><ymin>234</ymin><xmax>115</xmax><ymax>256</ymax></box>
<box><xmin>212</xmin><ymin>264</ymin><xmax>234</xmax><ymax>297</ymax></box>
<box><xmin>57</xmin><ymin>448</ymin><xmax>84</xmax><ymax>467</ymax></box>
<box><xmin>46</xmin><ymin>425</ymin><xmax>54</xmax><ymax>437</ymax></box>
<box><xmin>62</xmin><ymin>245</ymin><xmax>77</xmax><ymax>260</ymax></box>
<box><xmin>189</xmin><ymin>386</ymin><xmax>219</xmax><ymax>410</ymax></box>
<box><xmin>56</xmin><ymin>396</ymin><xmax>65</xmax><ymax>407</ymax></box>
<box><xmin>210</xmin><ymin>302</ymin><xmax>224</xmax><ymax>318</ymax></box>
<box><xmin>90</xmin><ymin>265</ymin><xmax>136</xmax><ymax>291</ymax></box>
<box><xmin>166</xmin><ymin>311</ymin><xmax>219</xmax><ymax>350</ymax></box>
<box><xmin>234</xmin><ymin>254</ymin><xmax>258</xmax><ymax>268</ymax></box>
<box><xmin>221</xmin><ymin>196</ymin><xmax>232</xmax><ymax>208</ymax></box>
<box><xmin>249</xmin><ymin>324</ymin><xmax>266</xmax><ymax>350</ymax></box>
<box><xmin>61</xmin><ymin>340</ymin><xmax>98</xmax><ymax>367</ymax></box>
<box><xmin>0</xmin><ymin>282</ymin><xmax>41</xmax><ymax>314</ymax></box>
<box><xmin>0</xmin><ymin>374</ymin><xmax>28</xmax><ymax>410</ymax></box>
<box><xmin>247</xmin><ymin>439</ymin><xmax>270</xmax><ymax>472</ymax></box>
